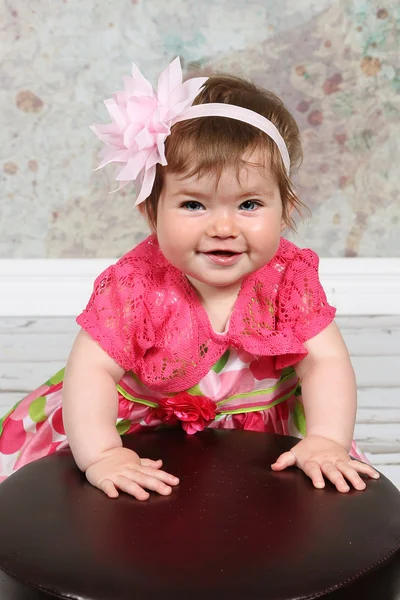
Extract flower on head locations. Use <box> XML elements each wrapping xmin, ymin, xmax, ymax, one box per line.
<box><xmin>90</xmin><ymin>58</ymin><xmax>208</xmax><ymax>204</ymax></box>
<box><xmin>156</xmin><ymin>392</ymin><xmax>216</xmax><ymax>435</ymax></box>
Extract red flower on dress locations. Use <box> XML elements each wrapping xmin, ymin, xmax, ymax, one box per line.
<box><xmin>156</xmin><ymin>392</ymin><xmax>216</xmax><ymax>435</ymax></box>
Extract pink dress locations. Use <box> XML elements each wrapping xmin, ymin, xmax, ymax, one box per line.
<box><xmin>0</xmin><ymin>235</ymin><xmax>367</xmax><ymax>481</ymax></box>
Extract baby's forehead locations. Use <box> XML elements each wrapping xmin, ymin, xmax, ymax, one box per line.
<box><xmin>165</xmin><ymin>156</ymin><xmax>276</xmax><ymax>193</ymax></box>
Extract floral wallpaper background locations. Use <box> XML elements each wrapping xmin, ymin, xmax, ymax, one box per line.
<box><xmin>0</xmin><ymin>0</ymin><xmax>399</xmax><ymax>258</ymax></box>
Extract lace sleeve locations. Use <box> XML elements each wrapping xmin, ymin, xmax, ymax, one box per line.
<box><xmin>76</xmin><ymin>260</ymin><xmax>155</xmax><ymax>371</ymax></box>
<box><xmin>277</xmin><ymin>248</ymin><xmax>336</xmax><ymax>343</ymax></box>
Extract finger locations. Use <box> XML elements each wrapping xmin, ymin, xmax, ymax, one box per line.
<box><xmin>98</xmin><ymin>479</ymin><xmax>119</xmax><ymax>499</ymax></box>
<box><xmin>138</xmin><ymin>466</ymin><xmax>179</xmax><ymax>486</ymax></box>
<box><xmin>271</xmin><ymin>450</ymin><xmax>297</xmax><ymax>471</ymax></box>
<box><xmin>125</xmin><ymin>471</ymin><xmax>173</xmax><ymax>496</ymax></box>
<box><xmin>114</xmin><ymin>476</ymin><xmax>150</xmax><ymax>501</ymax></box>
<box><xmin>320</xmin><ymin>462</ymin><xmax>350</xmax><ymax>493</ymax></box>
<box><xmin>302</xmin><ymin>460</ymin><xmax>326</xmax><ymax>489</ymax></box>
<box><xmin>348</xmin><ymin>460</ymin><xmax>380</xmax><ymax>480</ymax></box>
<box><xmin>335</xmin><ymin>461</ymin><xmax>366</xmax><ymax>491</ymax></box>
<box><xmin>140</xmin><ymin>458</ymin><xmax>163</xmax><ymax>469</ymax></box>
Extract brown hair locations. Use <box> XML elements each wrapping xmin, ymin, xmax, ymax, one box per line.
<box><xmin>140</xmin><ymin>74</ymin><xmax>306</xmax><ymax>229</ymax></box>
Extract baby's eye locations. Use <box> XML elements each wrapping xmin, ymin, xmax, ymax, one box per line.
<box><xmin>240</xmin><ymin>200</ymin><xmax>262</xmax><ymax>211</ymax></box>
<box><xmin>181</xmin><ymin>201</ymin><xmax>205</xmax><ymax>211</ymax></box>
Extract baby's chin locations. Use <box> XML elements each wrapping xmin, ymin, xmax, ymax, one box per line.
<box><xmin>185</xmin><ymin>273</ymin><xmax>246</xmax><ymax>294</ymax></box>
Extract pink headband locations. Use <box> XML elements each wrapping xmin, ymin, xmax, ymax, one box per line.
<box><xmin>91</xmin><ymin>57</ymin><xmax>290</xmax><ymax>205</ymax></box>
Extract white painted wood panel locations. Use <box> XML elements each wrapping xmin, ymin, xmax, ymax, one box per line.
<box><xmin>6</xmin><ymin>331</ymin><xmax>400</xmax><ymax>366</ymax></box>
<box><xmin>0</xmin><ymin>362</ymin><xmax>64</xmax><ymax>393</ymax></box>
<box><xmin>341</xmin><ymin>328</ymin><xmax>400</xmax><ymax>356</ymax></box>
<box><xmin>1</xmin><ymin>328</ymin><xmax>398</xmax><ymax>361</ymax></box>
<box><xmin>0</xmin><ymin>333</ymin><xmax>76</xmax><ymax>362</ymax></box>
<box><xmin>0</xmin><ymin>393</ymin><xmax>21</xmax><ymax>413</ymax></box>
<box><xmin>351</xmin><ymin>356</ymin><xmax>400</xmax><ymax>387</ymax></box>
<box><xmin>0</xmin><ymin>317</ymin><xmax>79</xmax><ymax>334</ymax></box>
<box><xmin>1</xmin><ymin>356</ymin><xmax>399</xmax><ymax>394</ymax></box>
<box><xmin>367</xmin><ymin>453</ymin><xmax>400</xmax><ymax>465</ymax></box>
<box><xmin>356</xmin><ymin>407</ymin><xmax>400</xmax><ymax>424</ymax></box>
<box><xmin>337</xmin><ymin>316</ymin><xmax>400</xmax><ymax>328</ymax></box>
<box><xmin>357</xmin><ymin>388</ymin><xmax>400</xmax><ymax>408</ymax></box>
<box><xmin>354</xmin><ymin>423</ymin><xmax>400</xmax><ymax>453</ymax></box>
<box><xmin>1</xmin><ymin>354</ymin><xmax>399</xmax><ymax>389</ymax></box>
<box><xmin>2</xmin><ymin>258</ymin><xmax>400</xmax><ymax>316</ymax></box>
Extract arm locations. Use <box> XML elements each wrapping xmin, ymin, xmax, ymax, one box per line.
<box><xmin>62</xmin><ymin>329</ymin><xmax>179</xmax><ymax>498</ymax></box>
<box><xmin>271</xmin><ymin>321</ymin><xmax>379</xmax><ymax>491</ymax></box>
<box><xmin>293</xmin><ymin>321</ymin><xmax>356</xmax><ymax>451</ymax></box>
<box><xmin>62</xmin><ymin>328</ymin><xmax>125</xmax><ymax>471</ymax></box>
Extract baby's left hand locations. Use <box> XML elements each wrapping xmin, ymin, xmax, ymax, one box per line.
<box><xmin>271</xmin><ymin>434</ymin><xmax>380</xmax><ymax>493</ymax></box>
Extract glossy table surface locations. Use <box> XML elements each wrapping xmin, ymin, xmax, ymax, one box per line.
<box><xmin>0</xmin><ymin>429</ymin><xmax>399</xmax><ymax>599</ymax></box>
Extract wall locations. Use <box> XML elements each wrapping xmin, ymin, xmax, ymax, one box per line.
<box><xmin>1</xmin><ymin>0</ymin><xmax>399</xmax><ymax>258</ymax></box>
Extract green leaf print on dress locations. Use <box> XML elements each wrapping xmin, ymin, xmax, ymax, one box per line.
<box><xmin>211</xmin><ymin>350</ymin><xmax>230</xmax><ymax>374</ymax></box>
<box><xmin>45</xmin><ymin>368</ymin><xmax>65</xmax><ymax>386</ymax></box>
<box><xmin>293</xmin><ymin>398</ymin><xmax>306</xmax><ymax>436</ymax></box>
<box><xmin>28</xmin><ymin>396</ymin><xmax>47</xmax><ymax>423</ymax></box>
<box><xmin>116</xmin><ymin>419</ymin><xmax>132</xmax><ymax>435</ymax></box>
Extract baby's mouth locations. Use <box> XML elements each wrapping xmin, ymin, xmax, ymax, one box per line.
<box><xmin>200</xmin><ymin>249</ymin><xmax>242</xmax><ymax>256</ymax></box>
<box><xmin>199</xmin><ymin>249</ymin><xmax>244</xmax><ymax>265</ymax></box>
<box><xmin>207</xmin><ymin>250</ymin><xmax>237</xmax><ymax>256</ymax></box>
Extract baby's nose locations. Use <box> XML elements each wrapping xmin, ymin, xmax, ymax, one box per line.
<box><xmin>208</xmin><ymin>211</ymin><xmax>239</xmax><ymax>237</ymax></box>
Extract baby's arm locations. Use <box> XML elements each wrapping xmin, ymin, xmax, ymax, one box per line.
<box><xmin>293</xmin><ymin>320</ymin><xmax>357</xmax><ymax>450</ymax></box>
<box><xmin>62</xmin><ymin>329</ymin><xmax>179</xmax><ymax>499</ymax></box>
<box><xmin>63</xmin><ymin>329</ymin><xmax>125</xmax><ymax>469</ymax></box>
<box><xmin>271</xmin><ymin>321</ymin><xmax>379</xmax><ymax>491</ymax></box>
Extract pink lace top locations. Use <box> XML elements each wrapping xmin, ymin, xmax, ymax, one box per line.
<box><xmin>77</xmin><ymin>235</ymin><xmax>336</xmax><ymax>393</ymax></box>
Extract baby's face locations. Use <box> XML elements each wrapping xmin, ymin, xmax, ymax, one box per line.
<box><xmin>156</xmin><ymin>149</ymin><xmax>286</xmax><ymax>300</ymax></box>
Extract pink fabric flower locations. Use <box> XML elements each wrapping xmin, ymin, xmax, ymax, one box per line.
<box><xmin>156</xmin><ymin>392</ymin><xmax>216</xmax><ymax>435</ymax></box>
<box><xmin>91</xmin><ymin>58</ymin><xmax>207</xmax><ymax>204</ymax></box>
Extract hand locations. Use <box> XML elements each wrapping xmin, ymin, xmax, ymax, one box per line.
<box><xmin>271</xmin><ymin>434</ymin><xmax>380</xmax><ymax>493</ymax></box>
<box><xmin>85</xmin><ymin>446</ymin><xmax>179</xmax><ymax>500</ymax></box>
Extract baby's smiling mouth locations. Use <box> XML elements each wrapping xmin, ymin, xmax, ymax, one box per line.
<box><xmin>198</xmin><ymin>249</ymin><xmax>244</xmax><ymax>265</ymax></box>
<box><xmin>199</xmin><ymin>249</ymin><xmax>243</xmax><ymax>256</ymax></box>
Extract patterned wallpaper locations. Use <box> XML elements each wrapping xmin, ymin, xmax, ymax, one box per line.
<box><xmin>1</xmin><ymin>0</ymin><xmax>399</xmax><ymax>258</ymax></box>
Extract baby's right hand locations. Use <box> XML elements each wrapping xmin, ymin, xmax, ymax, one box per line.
<box><xmin>85</xmin><ymin>446</ymin><xmax>179</xmax><ymax>500</ymax></box>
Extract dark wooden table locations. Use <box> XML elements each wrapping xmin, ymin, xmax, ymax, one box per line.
<box><xmin>1</xmin><ymin>429</ymin><xmax>399</xmax><ymax>599</ymax></box>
